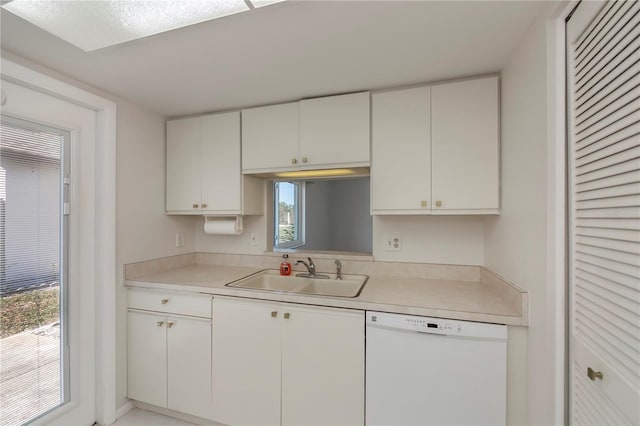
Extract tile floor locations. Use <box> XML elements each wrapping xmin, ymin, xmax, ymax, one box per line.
<box><xmin>113</xmin><ymin>408</ymin><xmax>196</xmax><ymax>426</ymax></box>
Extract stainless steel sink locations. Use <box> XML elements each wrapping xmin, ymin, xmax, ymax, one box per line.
<box><xmin>226</xmin><ymin>269</ymin><xmax>368</xmax><ymax>298</ymax></box>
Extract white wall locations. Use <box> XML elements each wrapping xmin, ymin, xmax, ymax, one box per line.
<box><xmin>195</xmin><ymin>214</ymin><xmax>267</xmax><ymax>254</ymax></box>
<box><xmin>484</xmin><ymin>6</ymin><xmax>559</xmax><ymax>424</ymax></box>
<box><xmin>303</xmin><ymin>180</ymin><xmax>331</xmax><ymax>250</ymax></box>
<box><xmin>302</xmin><ymin>178</ymin><xmax>372</xmax><ymax>253</ymax></box>
<box><xmin>373</xmin><ymin>216</ymin><xmax>485</xmax><ymax>265</ymax></box>
<box><xmin>329</xmin><ymin>178</ymin><xmax>372</xmax><ymax>253</ymax></box>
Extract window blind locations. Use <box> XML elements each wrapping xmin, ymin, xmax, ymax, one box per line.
<box><xmin>0</xmin><ymin>120</ymin><xmax>64</xmax><ymax>426</ymax></box>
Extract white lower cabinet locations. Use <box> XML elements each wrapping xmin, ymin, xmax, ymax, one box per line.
<box><xmin>127</xmin><ymin>290</ymin><xmax>212</xmax><ymax>420</ymax></box>
<box><xmin>212</xmin><ymin>296</ymin><xmax>365</xmax><ymax>426</ymax></box>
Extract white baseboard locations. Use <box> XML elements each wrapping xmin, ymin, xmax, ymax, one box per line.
<box><xmin>116</xmin><ymin>400</ymin><xmax>134</xmax><ymax>420</ymax></box>
<box><xmin>133</xmin><ymin>401</ymin><xmax>225</xmax><ymax>426</ymax></box>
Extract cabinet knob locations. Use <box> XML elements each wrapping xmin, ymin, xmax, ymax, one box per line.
<box><xmin>271</xmin><ymin>311</ymin><xmax>278</xmax><ymax>318</ymax></box>
<box><xmin>301</xmin><ymin>157</ymin><xmax>308</xmax><ymax>163</ymax></box>
<box><xmin>284</xmin><ymin>313</ymin><xmax>290</xmax><ymax>319</ymax></box>
<box><xmin>161</xmin><ymin>298</ymin><xmax>169</xmax><ymax>304</ymax></box>
<box><xmin>156</xmin><ymin>321</ymin><xmax>164</xmax><ymax>327</ymax></box>
<box><xmin>167</xmin><ymin>321</ymin><xmax>174</xmax><ymax>328</ymax></box>
<box><xmin>421</xmin><ymin>200</ymin><xmax>427</xmax><ymax>207</ymax></box>
<box><xmin>291</xmin><ymin>158</ymin><xmax>297</xmax><ymax>164</ymax></box>
<box><xmin>192</xmin><ymin>203</ymin><xmax>199</xmax><ymax>209</ymax></box>
<box><xmin>435</xmin><ymin>201</ymin><xmax>442</xmax><ymax>207</ymax></box>
<box><xmin>201</xmin><ymin>203</ymin><xmax>207</xmax><ymax>208</ymax></box>
<box><xmin>587</xmin><ymin>367</ymin><xmax>603</xmax><ymax>381</ymax></box>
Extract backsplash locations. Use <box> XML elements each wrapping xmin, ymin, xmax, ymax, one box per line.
<box><xmin>125</xmin><ymin>251</ymin><xmax>482</xmax><ymax>282</ymax></box>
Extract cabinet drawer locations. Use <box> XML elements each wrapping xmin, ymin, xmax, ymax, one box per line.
<box><xmin>127</xmin><ymin>288</ymin><xmax>211</xmax><ymax>318</ymax></box>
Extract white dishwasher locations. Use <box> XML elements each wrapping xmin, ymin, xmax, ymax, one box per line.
<box><xmin>366</xmin><ymin>311</ymin><xmax>507</xmax><ymax>425</ymax></box>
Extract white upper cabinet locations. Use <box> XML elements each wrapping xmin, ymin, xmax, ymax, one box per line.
<box><xmin>166</xmin><ymin>117</ymin><xmax>201</xmax><ymax>212</ymax></box>
<box><xmin>371</xmin><ymin>76</ymin><xmax>500</xmax><ymax>215</ymax></box>
<box><xmin>167</xmin><ymin>111</ymin><xmax>263</xmax><ymax>215</ymax></box>
<box><xmin>431</xmin><ymin>76</ymin><xmax>499</xmax><ymax>213</ymax></box>
<box><xmin>299</xmin><ymin>91</ymin><xmax>370</xmax><ymax>167</ymax></box>
<box><xmin>241</xmin><ymin>92</ymin><xmax>371</xmax><ymax>172</ymax></box>
<box><xmin>241</xmin><ymin>102</ymin><xmax>300</xmax><ymax>172</ymax></box>
<box><xmin>201</xmin><ymin>112</ymin><xmax>241</xmax><ymax>213</ymax></box>
<box><xmin>371</xmin><ymin>86</ymin><xmax>431</xmax><ymax>213</ymax></box>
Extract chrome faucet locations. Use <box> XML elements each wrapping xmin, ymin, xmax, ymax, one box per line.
<box><xmin>335</xmin><ymin>260</ymin><xmax>342</xmax><ymax>280</ymax></box>
<box><xmin>295</xmin><ymin>257</ymin><xmax>317</xmax><ymax>277</ymax></box>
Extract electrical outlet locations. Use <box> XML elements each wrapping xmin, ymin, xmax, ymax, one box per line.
<box><xmin>385</xmin><ymin>235</ymin><xmax>402</xmax><ymax>251</ymax></box>
<box><xmin>250</xmin><ymin>233</ymin><xmax>257</xmax><ymax>245</ymax></box>
<box><xmin>175</xmin><ymin>232</ymin><xmax>184</xmax><ymax>248</ymax></box>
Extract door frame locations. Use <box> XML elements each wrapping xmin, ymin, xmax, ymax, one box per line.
<box><xmin>1</xmin><ymin>58</ymin><xmax>117</xmax><ymax>425</ymax></box>
<box><xmin>543</xmin><ymin>1</ymin><xmax>581</xmax><ymax>424</ymax></box>
<box><xmin>544</xmin><ymin>1</ymin><xmax>622</xmax><ymax>424</ymax></box>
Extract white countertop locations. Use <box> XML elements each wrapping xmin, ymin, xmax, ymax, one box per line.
<box><xmin>125</xmin><ymin>263</ymin><xmax>527</xmax><ymax>326</ymax></box>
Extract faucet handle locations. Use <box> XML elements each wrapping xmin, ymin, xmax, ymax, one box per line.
<box><xmin>335</xmin><ymin>259</ymin><xmax>342</xmax><ymax>280</ymax></box>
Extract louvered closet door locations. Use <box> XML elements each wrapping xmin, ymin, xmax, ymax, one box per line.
<box><xmin>567</xmin><ymin>1</ymin><xmax>640</xmax><ymax>425</ymax></box>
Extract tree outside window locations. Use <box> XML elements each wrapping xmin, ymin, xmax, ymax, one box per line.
<box><xmin>274</xmin><ymin>181</ymin><xmax>303</xmax><ymax>248</ymax></box>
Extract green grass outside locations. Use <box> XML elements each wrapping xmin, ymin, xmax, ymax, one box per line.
<box><xmin>0</xmin><ymin>287</ymin><xmax>60</xmax><ymax>338</ymax></box>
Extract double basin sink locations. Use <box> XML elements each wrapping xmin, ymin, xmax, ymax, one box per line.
<box><xmin>226</xmin><ymin>269</ymin><xmax>369</xmax><ymax>298</ymax></box>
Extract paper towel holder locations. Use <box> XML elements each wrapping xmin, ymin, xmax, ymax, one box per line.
<box><xmin>204</xmin><ymin>215</ymin><xmax>243</xmax><ymax>234</ymax></box>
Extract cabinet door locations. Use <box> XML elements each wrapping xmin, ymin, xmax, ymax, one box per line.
<box><xmin>166</xmin><ymin>117</ymin><xmax>202</xmax><ymax>213</ymax></box>
<box><xmin>300</xmin><ymin>92</ymin><xmax>370</xmax><ymax>167</ymax></box>
<box><xmin>281</xmin><ymin>305</ymin><xmax>365</xmax><ymax>426</ymax></box>
<box><xmin>371</xmin><ymin>87</ymin><xmax>431</xmax><ymax>213</ymax></box>
<box><xmin>201</xmin><ymin>112</ymin><xmax>241</xmax><ymax>214</ymax></box>
<box><xmin>212</xmin><ymin>297</ymin><xmax>281</xmax><ymax>426</ymax></box>
<box><xmin>431</xmin><ymin>77</ymin><xmax>499</xmax><ymax>212</ymax></box>
<box><xmin>167</xmin><ymin>316</ymin><xmax>212</xmax><ymax>420</ymax></box>
<box><xmin>127</xmin><ymin>311</ymin><xmax>167</xmax><ymax>408</ymax></box>
<box><xmin>242</xmin><ymin>102</ymin><xmax>300</xmax><ymax>171</ymax></box>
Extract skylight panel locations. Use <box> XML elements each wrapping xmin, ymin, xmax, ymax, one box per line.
<box><xmin>2</xmin><ymin>0</ymin><xmax>282</xmax><ymax>52</ymax></box>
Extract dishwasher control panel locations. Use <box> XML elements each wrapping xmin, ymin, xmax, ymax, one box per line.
<box><xmin>367</xmin><ymin>312</ymin><xmax>459</xmax><ymax>335</ymax></box>
<box><xmin>366</xmin><ymin>311</ymin><xmax>507</xmax><ymax>339</ymax></box>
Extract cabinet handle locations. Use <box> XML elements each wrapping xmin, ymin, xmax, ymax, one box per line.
<box><xmin>271</xmin><ymin>311</ymin><xmax>278</xmax><ymax>318</ymax></box>
<box><xmin>587</xmin><ymin>367</ymin><xmax>603</xmax><ymax>381</ymax></box>
<box><xmin>301</xmin><ymin>157</ymin><xmax>308</xmax><ymax>163</ymax></box>
<box><xmin>201</xmin><ymin>203</ymin><xmax>207</xmax><ymax>208</ymax></box>
<box><xmin>435</xmin><ymin>200</ymin><xmax>442</xmax><ymax>207</ymax></box>
<box><xmin>421</xmin><ymin>200</ymin><xmax>427</xmax><ymax>207</ymax></box>
<box><xmin>161</xmin><ymin>298</ymin><xmax>169</xmax><ymax>304</ymax></box>
<box><xmin>291</xmin><ymin>158</ymin><xmax>297</xmax><ymax>164</ymax></box>
<box><xmin>192</xmin><ymin>203</ymin><xmax>199</xmax><ymax>209</ymax></box>
<box><xmin>167</xmin><ymin>321</ymin><xmax>174</xmax><ymax>328</ymax></box>
<box><xmin>156</xmin><ymin>321</ymin><xmax>164</xmax><ymax>327</ymax></box>
<box><xmin>284</xmin><ymin>313</ymin><xmax>290</xmax><ymax>319</ymax></box>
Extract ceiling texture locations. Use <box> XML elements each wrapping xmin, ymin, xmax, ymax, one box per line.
<box><xmin>1</xmin><ymin>1</ymin><xmax>546</xmax><ymax>117</ymax></box>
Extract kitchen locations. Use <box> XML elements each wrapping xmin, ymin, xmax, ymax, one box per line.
<box><xmin>0</xmin><ymin>1</ymin><xmax>638</xmax><ymax>425</ymax></box>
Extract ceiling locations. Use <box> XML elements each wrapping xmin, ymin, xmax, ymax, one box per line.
<box><xmin>1</xmin><ymin>1</ymin><xmax>546</xmax><ymax>118</ymax></box>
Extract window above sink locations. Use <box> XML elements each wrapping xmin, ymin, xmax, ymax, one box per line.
<box><xmin>271</xmin><ymin>177</ymin><xmax>372</xmax><ymax>255</ymax></box>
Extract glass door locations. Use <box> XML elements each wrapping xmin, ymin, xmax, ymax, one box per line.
<box><xmin>0</xmin><ymin>116</ymin><xmax>69</xmax><ymax>426</ymax></box>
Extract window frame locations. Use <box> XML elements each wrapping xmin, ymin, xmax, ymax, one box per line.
<box><xmin>273</xmin><ymin>180</ymin><xmax>305</xmax><ymax>249</ymax></box>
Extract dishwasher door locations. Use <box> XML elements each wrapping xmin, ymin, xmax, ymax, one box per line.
<box><xmin>365</xmin><ymin>311</ymin><xmax>507</xmax><ymax>425</ymax></box>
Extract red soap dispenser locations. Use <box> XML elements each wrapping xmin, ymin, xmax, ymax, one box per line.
<box><xmin>279</xmin><ymin>254</ymin><xmax>292</xmax><ymax>276</ymax></box>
